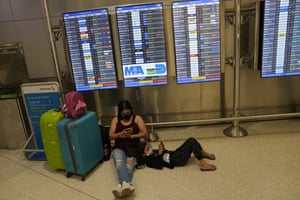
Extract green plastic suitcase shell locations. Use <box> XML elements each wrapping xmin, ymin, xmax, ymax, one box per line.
<box><xmin>40</xmin><ymin>109</ymin><xmax>65</xmax><ymax>170</ymax></box>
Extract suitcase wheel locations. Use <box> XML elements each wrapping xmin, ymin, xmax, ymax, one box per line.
<box><xmin>81</xmin><ymin>176</ymin><xmax>85</xmax><ymax>181</ymax></box>
<box><xmin>66</xmin><ymin>172</ymin><xmax>73</xmax><ymax>178</ymax></box>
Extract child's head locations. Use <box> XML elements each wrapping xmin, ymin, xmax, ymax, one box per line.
<box><xmin>158</xmin><ymin>141</ymin><xmax>164</xmax><ymax>150</ymax></box>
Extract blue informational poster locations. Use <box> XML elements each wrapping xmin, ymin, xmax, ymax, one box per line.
<box><xmin>21</xmin><ymin>82</ymin><xmax>61</xmax><ymax>150</ymax></box>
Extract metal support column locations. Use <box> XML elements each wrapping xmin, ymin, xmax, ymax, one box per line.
<box><xmin>42</xmin><ymin>0</ymin><xmax>65</xmax><ymax>102</ymax></box>
<box><xmin>147</xmin><ymin>116</ymin><xmax>159</xmax><ymax>142</ymax></box>
<box><xmin>224</xmin><ymin>0</ymin><xmax>248</xmax><ymax>137</ymax></box>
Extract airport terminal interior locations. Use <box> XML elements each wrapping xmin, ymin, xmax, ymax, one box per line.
<box><xmin>1</xmin><ymin>0</ymin><xmax>300</xmax><ymax>199</ymax></box>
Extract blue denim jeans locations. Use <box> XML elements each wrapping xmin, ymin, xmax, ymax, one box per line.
<box><xmin>112</xmin><ymin>148</ymin><xmax>136</xmax><ymax>184</ymax></box>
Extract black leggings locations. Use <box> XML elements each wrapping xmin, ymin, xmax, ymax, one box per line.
<box><xmin>171</xmin><ymin>137</ymin><xmax>204</xmax><ymax>166</ymax></box>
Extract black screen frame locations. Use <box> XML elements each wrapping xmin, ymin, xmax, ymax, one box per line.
<box><xmin>115</xmin><ymin>2</ymin><xmax>169</xmax><ymax>88</ymax></box>
<box><xmin>63</xmin><ymin>8</ymin><xmax>118</xmax><ymax>91</ymax></box>
<box><xmin>171</xmin><ymin>0</ymin><xmax>222</xmax><ymax>85</ymax></box>
<box><xmin>260</xmin><ymin>0</ymin><xmax>300</xmax><ymax>78</ymax></box>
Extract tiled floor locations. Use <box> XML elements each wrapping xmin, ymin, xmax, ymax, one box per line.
<box><xmin>1</xmin><ymin>119</ymin><xmax>300</xmax><ymax>200</ymax></box>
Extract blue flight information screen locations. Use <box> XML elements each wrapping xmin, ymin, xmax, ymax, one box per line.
<box><xmin>63</xmin><ymin>9</ymin><xmax>118</xmax><ymax>91</ymax></box>
<box><xmin>116</xmin><ymin>3</ymin><xmax>168</xmax><ymax>88</ymax></box>
<box><xmin>172</xmin><ymin>0</ymin><xmax>221</xmax><ymax>84</ymax></box>
<box><xmin>261</xmin><ymin>0</ymin><xmax>300</xmax><ymax>78</ymax></box>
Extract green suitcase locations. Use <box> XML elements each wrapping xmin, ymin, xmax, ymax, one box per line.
<box><xmin>40</xmin><ymin>109</ymin><xmax>65</xmax><ymax>170</ymax></box>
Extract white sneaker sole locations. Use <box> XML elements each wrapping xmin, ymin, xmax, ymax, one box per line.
<box><xmin>121</xmin><ymin>187</ymin><xmax>134</xmax><ymax>197</ymax></box>
<box><xmin>112</xmin><ymin>189</ymin><xmax>122</xmax><ymax>198</ymax></box>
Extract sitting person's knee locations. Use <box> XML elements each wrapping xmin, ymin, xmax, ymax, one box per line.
<box><xmin>187</xmin><ymin>137</ymin><xmax>197</xmax><ymax>143</ymax></box>
<box><xmin>127</xmin><ymin>160</ymin><xmax>135</xmax><ymax>165</ymax></box>
<box><xmin>127</xmin><ymin>157</ymin><xmax>136</xmax><ymax>167</ymax></box>
<box><xmin>116</xmin><ymin>158</ymin><xmax>124</xmax><ymax>163</ymax></box>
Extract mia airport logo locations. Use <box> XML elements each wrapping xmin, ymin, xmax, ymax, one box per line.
<box><xmin>123</xmin><ymin>63</ymin><xmax>167</xmax><ymax>78</ymax></box>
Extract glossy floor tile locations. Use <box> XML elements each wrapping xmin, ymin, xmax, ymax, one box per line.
<box><xmin>1</xmin><ymin>119</ymin><xmax>300</xmax><ymax>200</ymax></box>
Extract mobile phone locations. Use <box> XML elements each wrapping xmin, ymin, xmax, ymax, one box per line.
<box><xmin>125</xmin><ymin>127</ymin><xmax>133</xmax><ymax>133</ymax></box>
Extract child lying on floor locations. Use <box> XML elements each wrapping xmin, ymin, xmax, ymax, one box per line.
<box><xmin>142</xmin><ymin>137</ymin><xmax>217</xmax><ymax>171</ymax></box>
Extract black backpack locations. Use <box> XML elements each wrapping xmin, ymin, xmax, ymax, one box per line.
<box><xmin>99</xmin><ymin>125</ymin><xmax>111</xmax><ymax>161</ymax></box>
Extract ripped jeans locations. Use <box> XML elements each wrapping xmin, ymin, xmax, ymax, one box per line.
<box><xmin>112</xmin><ymin>148</ymin><xmax>136</xmax><ymax>184</ymax></box>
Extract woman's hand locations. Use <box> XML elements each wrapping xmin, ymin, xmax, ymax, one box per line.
<box><xmin>124</xmin><ymin>127</ymin><xmax>133</xmax><ymax>135</ymax></box>
<box><xmin>119</xmin><ymin>128</ymin><xmax>132</xmax><ymax>138</ymax></box>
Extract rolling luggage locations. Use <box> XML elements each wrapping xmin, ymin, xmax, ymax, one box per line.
<box><xmin>57</xmin><ymin>111</ymin><xmax>103</xmax><ymax>180</ymax></box>
<box><xmin>40</xmin><ymin>109</ymin><xmax>65</xmax><ymax>170</ymax></box>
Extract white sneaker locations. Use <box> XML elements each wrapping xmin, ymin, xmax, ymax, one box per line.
<box><xmin>121</xmin><ymin>181</ymin><xmax>135</xmax><ymax>197</ymax></box>
<box><xmin>112</xmin><ymin>184</ymin><xmax>122</xmax><ymax>198</ymax></box>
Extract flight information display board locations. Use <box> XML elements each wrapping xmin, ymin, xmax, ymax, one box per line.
<box><xmin>172</xmin><ymin>0</ymin><xmax>221</xmax><ymax>84</ymax></box>
<box><xmin>63</xmin><ymin>9</ymin><xmax>118</xmax><ymax>91</ymax></box>
<box><xmin>261</xmin><ymin>0</ymin><xmax>300</xmax><ymax>78</ymax></box>
<box><xmin>116</xmin><ymin>3</ymin><xmax>168</xmax><ymax>87</ymax></box>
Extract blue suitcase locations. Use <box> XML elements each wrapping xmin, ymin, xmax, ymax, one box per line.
<box><xmin>57</xmin><ymin>111</ymin><xmax>103</xmax><ymax>180</ymax></box>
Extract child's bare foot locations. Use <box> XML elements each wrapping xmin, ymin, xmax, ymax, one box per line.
<box><xmin>200</xmin><ymin>160</ymin><xmax>217</xmax><ymax>171</ymax></box>
<box><xmin>200</xmin><ymin>164</ymin><xmax>217</xmax><ymax>171</ymax></box>
<box><xmin>201</xmin><ymin>150</ymin><xmax>216</xmax><ymax>160</ymax></box>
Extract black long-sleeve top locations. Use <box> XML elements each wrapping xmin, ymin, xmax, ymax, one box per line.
<box><xmin>144</xmin><ymin>149</ymin><xmax>174</xmax><ymax>169</ymax></box>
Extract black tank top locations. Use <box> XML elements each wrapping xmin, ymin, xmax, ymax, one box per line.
<box><xmin>114</xmin><ymin>115</ymin><xmax>140</xmax><ymax>150</ymax></box>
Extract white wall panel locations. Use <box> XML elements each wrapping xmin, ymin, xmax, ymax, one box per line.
<box><xmin>0</xmin><ymin>22</ymin><xmax>18</xmax><ymax>43</ymax></box>
<box><xmin>15</xmin><ymin>19</ymin><xmax>55</xmax><ymax>78</ymax></box>
<box><xmin>47</xmin><ymin>0</ymin><xmax>65</xmax><ymax>17</ymax></box>
<box><xmin>10</xmin><ymin>0</ymin><xmax>43</xmax><ymax>20</ymax></box>
<box><xmin>0</xmin><ymin>0</ymin><xmax>13</xmax><ymax>21</ymax></box>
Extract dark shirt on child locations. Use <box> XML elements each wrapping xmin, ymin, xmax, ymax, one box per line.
<box><xmin>144</xmin><ymin>149</ymin><xmax>174</xmax><ymax>169</ymax></box>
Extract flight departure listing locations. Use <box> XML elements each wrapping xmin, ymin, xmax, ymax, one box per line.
<box><xmin>116</xmin><ymin>3</ymin><xmax>168</xmax><ymax>87</ymax></box>
<box><xmin>261</xmin><ymin>0</ymin><xmax>300</xmax><ymax>78</ymax></box>
<box><xmin>63</xmin><ymin>9</ymin><xmax>118</xmax><ymax>91</ymax></box>
<box><xmin>172</xmin><ymin>0</ymin><xmax>221</xmax><ymax>84</ymax></box>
